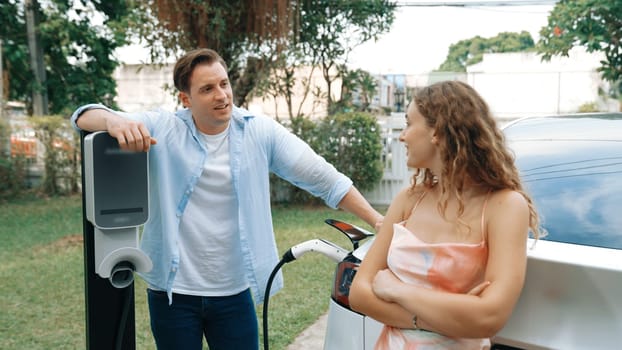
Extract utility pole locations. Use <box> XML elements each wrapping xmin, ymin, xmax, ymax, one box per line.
<box><xmin>0</xmin><ymin>38</ymin><xmax>4</xmax><ymax>119</ymax></box>
<box><xmin>25</xmin><ymin>0</ymin><xmax>49</xmax><ymax>116</ymax></box>
<box><xmin>396</xmin><ymin>1</ymin><xmax>559</xmax><ymax>6</ymax></box>
<box><xmin>0</xmin><ymin>37</ymin><xmax>7</xmax><ymax>158</ymax></box>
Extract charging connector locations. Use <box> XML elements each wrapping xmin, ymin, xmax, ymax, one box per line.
<box><xmin>282</xmin><ymin>238</ymin><xmax>348</xmax><ymax>263</ymax></box>
<box><xmin>263</xmin><ymin>238</ymin><xmax>348</xmax><ymax>350</ymax></box>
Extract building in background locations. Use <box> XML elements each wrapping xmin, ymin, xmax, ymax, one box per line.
<box><xmin>366</xmin><ymin>48</ymin><xmax>619</xmax><ymax>205</ymax></box>
<box><xmin>113</xmin><ymin>63</ymin><xmax>177</xmax><ymax>112</ymax></box>
<box><xmin>247</xmin><ymin>66</ymin><xmax>338</xmax><ymax>120</ymax></box>
<box><xmin>113</xmin><ymin>47</ymin><xmax>618</xmax><ymax>120</ymax></box>
<box><xmin>465</xmin><ymin>46</ymin><xmax>618</xmax><ymax>121</ymax></box>
<box><xmin>110</xmin><ymin>49</ymin><xmax>620</xmax><ymax>205</ymax></box>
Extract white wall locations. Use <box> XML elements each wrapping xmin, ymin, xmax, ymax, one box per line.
<box><xmin>247</xmin><ymin>66</ymin><xmax>337</xmax><ymax>120</ymax></box>
<box><xmin>113</xmin><ymin>64</ymin><xmax>178</xmax><ymax>112</ymax></box>
<box><xmin>466</xmin><ymin>47</ymin><xmax>618</xmax><ymax>120</ymax></box>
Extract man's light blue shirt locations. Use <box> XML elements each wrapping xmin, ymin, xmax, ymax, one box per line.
<box><xmin>71</xmin><ymin>104</ymin><xmax>352</xmax><ymax>304</ymax></box>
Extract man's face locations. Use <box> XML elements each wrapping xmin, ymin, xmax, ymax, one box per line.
<box><xmin>179</xmin><ymin>62</ymin><xmax>233</xmax><ymax>135</ymax></box>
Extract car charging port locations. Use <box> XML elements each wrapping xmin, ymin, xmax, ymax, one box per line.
<box><xmin>332</xmin><ymin>257</ymin><xmax>360</xmax><ymax>310</ymax></box>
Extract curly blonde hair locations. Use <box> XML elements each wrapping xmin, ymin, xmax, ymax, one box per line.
<box><xmin>410</xmin><ymin>80</ymin><xmax>543</xmax><ymax>239</ymax></box>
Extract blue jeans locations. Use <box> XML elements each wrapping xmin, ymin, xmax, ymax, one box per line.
<box><xmin>147</xmin><ymin>288</ymin><xmax>259</xmax><ymax>350</ymax></box>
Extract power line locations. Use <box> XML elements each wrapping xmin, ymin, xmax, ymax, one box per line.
<box><xmin>395</xmin><ymin>1</ymin><xmax>558</xmax><ymax>7</ymax></box>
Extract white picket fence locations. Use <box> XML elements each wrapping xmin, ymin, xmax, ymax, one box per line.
<box><xmin>363</xmin><ymin>114</ymin><xmax>413</xmax><ymax>206</ymax></box>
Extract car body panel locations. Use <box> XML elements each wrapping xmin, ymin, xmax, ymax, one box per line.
<box><xmin>494</xmin><ymin>240</ymin><xmax>622</xmax><ymax>349</ymax></box>
<box><xmin>324</xmin><ymin>299</ymin><xmax>383</xmax><ymax>350</ymax></box>
<box><xmin>324</xmin><ymin>299</ymin><xmax>368</xmax><ymax>350</ymax></box>
<box><xmin>352</xmin><ymin>237</ymin><xmax>374</xmax><ymax>261</ymax></box>
<box><xmin>491</xmin><ymin>114</ymin><xmax>622</xmax><ymax>348</ymax></box>
<box><xmin>364</xmin><ymin>313</ymin><xmax>384</xmax><ymax>348</ymax></box>
<box><xmin>323</xmin><ymin>113</ymin><xmax>622</xmax><ymax>349</ymax></box>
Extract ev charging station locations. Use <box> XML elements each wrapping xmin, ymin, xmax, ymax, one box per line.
<box><xmin>80</xmin><ymin>131</ymin><xmax>152</xmax><ymax>350</ymax></box>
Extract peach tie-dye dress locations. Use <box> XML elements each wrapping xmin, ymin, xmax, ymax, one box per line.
<box><xmin>375</xmin><ymin>192</ymin><xmax>491</xmax><ymax>350</ymax></box>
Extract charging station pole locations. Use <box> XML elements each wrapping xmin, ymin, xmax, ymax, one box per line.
<box><xmin>80</xmin><ymin>131</ymin><xmax>136</xmax><ymax>350</ymax></box>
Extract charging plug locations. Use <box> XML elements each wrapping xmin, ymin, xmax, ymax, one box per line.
<box><xmin>282</xmin><ymin>239</ymin><xmax>348</xmax><ymax>263</ymax></box>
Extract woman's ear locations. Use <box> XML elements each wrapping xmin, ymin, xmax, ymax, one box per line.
<box><xmin>431</xmin><ymin>134</ymin><xmax>439</xmax><ymax>145</ymax></box>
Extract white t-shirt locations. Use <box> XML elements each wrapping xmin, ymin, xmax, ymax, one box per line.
<box><xmin>173</xmin><ymin>124</ymin><xmax>248</xmax><ymax>296</ymax></box>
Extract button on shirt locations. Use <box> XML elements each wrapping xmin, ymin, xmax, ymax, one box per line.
<box><xmin>71</xmin><ymin>104</ymin><xmax>353</xmax><ymax>304</ymax></box>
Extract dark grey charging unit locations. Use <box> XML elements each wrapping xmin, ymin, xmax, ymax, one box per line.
<box><xmin>81</xmin><ymin>130</ymin><xmax>154</xmax><ymax>350</ymax></box>
<box><xmin>84</xmin><ymin>131</ymin><xmax>152</xmax><ymax>288</ymax></box>
<box><xmin>85</xmin><ymin>131</ymin><xmax>149</xmax><ymax>228</ymax></box>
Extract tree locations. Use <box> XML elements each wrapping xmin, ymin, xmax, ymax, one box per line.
<box><xmin>0</xmin><ymin>0</ymin><xmax>136</xmax><ymax>116</ymax></box>
<box><xmin>251</xmin><ymin>50</ymin><xmax>315</xmax><ymax>121</ymax></box>
<box><xmin>437</xmin><ymin>31</ymin><xmax>535</xmax><ymax>72</ymax></box>
<box><xmin>134</xmin><ymin>0</ymin><xmax>395</xmax><ymax>111</ymax></box>
<box><xmin>134</xmin><ymin>0</ymin><xmax>300</xmax><ymax>107</ymax></box>
<box><xmin>297</xmin><ymin>0</ymin><xmax>395</xmax><ymax>113</ymax></box>
<box><xmin>271</xmin><ymin>110</ymin><xmax>384</xmax><ymax>204</ymax></box>
<box><xmin>1</xmin><ymin>1</ymin><xmax>32</xmax><ymax>110</ymax></box>
<box><xmin>335</xmin><ymin>67</ymin><xmax>378</xmax><ymax>113</ymax></box>
<box><xmin>250</xmin><ymin>0</ymin><xmax>394</xmax><ymax>119</ymax></box>
<box><xmin>537</xmin><ymin>0</ymin><xmax>622</xmax><ymax>104</ymax></box>
<box><xmin>355</xmin><ymin>70</ymin><xmax>379</xmax><ymax>112</ymax></box>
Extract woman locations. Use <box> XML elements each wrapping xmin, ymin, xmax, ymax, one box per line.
<box><xmin>349</xmin><ymin>80</ymin><xmax>543</xmax><ymax>349</ymax></box>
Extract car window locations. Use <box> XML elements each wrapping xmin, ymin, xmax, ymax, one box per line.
<box><xmin>510</xmin><ymin>139</ymin><xmax>622</xmax><ymax>250</ymax></box>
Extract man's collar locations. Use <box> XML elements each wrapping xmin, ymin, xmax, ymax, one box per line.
<box><xmin>176</xmin><ymin>105</ymin><xmax>255</xmax><ymax>131</ymax></box>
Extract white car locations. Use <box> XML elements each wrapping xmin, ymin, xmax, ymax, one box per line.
<box><xmin>323</xmin><ymin>113</ymin><xmax>622</xmax><ymax>349</ymax></box>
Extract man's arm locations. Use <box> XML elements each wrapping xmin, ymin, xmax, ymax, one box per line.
<box><xmin>268</xmin><ymin>119</ymin><xmax>383</xmax><ymax>228</ymax></box>
<box><xmin>76</xmin><ymin>108</ymin><xmax>156</xmax><ymax>152</ymax></box>
<box><xmin>337</xmin><ymin>186</ymin><xmax>384</xmax><ymax>231</ymax></box>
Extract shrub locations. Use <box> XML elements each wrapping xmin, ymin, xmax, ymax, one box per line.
<box><xmin>271</xmin><ymin>112</ymin><xmax>384</xmax><ymax>205</ymax></box>
<box><xmin>577</xmin><ymin>102</ymin><xmax>602</xmax><ymax>113</ymax></box>
<box><xmin>316</xmin><ymin>111</ymin><xmax>384</xmax><ymax>192</ymax></box>
<box><xmin>0</xmin><ymin>155</ymin><xmax>28</xmax><ymax>200</ymax></box>
<box><xmin>0</xmin><ymin>118</ymin><xmax>28</xmax><ymax>200</ymax></box>
<box><xmin>30</xmin><ymin>116</ymin><xmax>80</xmax><ymax>196</ymax></box>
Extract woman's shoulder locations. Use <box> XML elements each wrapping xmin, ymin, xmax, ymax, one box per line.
<box><xmin>487</xmin><ymin>188</ymin><xmax>529</xmax><ymax>217</ymax></box>
<box><xmin>489</xmin><ymin>188</ymin><xmax>527</xmax><ymax>204</ymax></box>
<box><xmin>485</xmin><ymin>189</ymin><xmax>531</xmax><ymax>245</ymax></box>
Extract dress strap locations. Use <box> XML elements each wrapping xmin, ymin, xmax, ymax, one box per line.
<box><xmin>480</xmin><ymin>191</ymin><xmax>492</xmax><ymax>241</ymax></box>
<box><xmin>410</xmin><ymin>190</ymin><xmax>427</xmax><ymax>215</ymax></box>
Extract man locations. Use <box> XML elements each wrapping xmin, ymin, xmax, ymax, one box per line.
<box><xmin>71</xmin><ymin>48</ymin><xmax>383</xmax><ymax>350</ymax></box>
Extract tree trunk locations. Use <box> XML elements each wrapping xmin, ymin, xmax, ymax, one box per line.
<box><xmin>25</xmin><ymin>0</ymin><xmax>48</xmax><ymax>116</ymax></box>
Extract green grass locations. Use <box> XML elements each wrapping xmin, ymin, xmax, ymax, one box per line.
<box><xmin>0</xmin><ymin>196</ymin><xmax>381</xmax><ymax>349</ymax></box>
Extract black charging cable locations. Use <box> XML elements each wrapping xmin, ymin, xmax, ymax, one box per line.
<box><xmin>114</xmin><ymin>262</ymin><xmax>136</xmax><ymax>350</ymax></box>
<box><xmin>115</xmin><ymin>283</ymin><xmax>133</xmax><ymax>350</ymax></box>
<box><xmin>263</xmin><ymin>250</ymin><xmax>297</xmax><ymax>350</ymax></box>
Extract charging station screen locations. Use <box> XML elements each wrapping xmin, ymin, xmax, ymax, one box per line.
<box><xmin>92</xmin><ymin>133</ymin><xmax>148</xmax><ymax>228</ymax></box>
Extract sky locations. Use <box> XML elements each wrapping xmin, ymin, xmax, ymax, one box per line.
<box><xmin>116</xmin><ymin>1</ymin><xmax>555</xmax><ymax>74</ymax></box>
<box><xmin>348</xmin><ymin>1</ymin><xmax>555</xmax><ymax>74</ymax></box>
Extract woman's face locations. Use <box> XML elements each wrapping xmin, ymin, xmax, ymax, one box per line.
<box><xmin>399</xmin><ymin>102</ymin><xmax>439</xmax><ymax>170</ymax></box>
